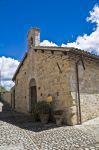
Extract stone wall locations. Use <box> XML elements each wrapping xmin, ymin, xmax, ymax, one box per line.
<box><xmin>14</xmin><ymin>52</ymin><xmax>31</xmax><ymax>113</ymax></box>
<box><xmin>14</xmin><ymin>47</ymin><xmax>99</xmax><ymax>125</ymax></box>
<box><xmin>34</xmin><ymin>50</ymin><xmax>74</xmax><ymax>125</ymax></box>
<box><xmin>70</xmin><ymin>57</ymin><xmax>99</xmax><ymax>123</ymax></box>
<box><xmin>2</xmin><ymin>92</ymin><xmax>11</xmax><ymax>105</ymax></box>
<box><xmin>14</xmin><ymin>48</ymin><xmax>75</xmax><ymax>125</ymax></box>
<box><xmin>11</xmin><ymin>86</ymin><xmax>15</xmax><ymax>109</ymax></box>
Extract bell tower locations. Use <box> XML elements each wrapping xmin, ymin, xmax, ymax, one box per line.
<box><xmin>27</xmin><ymin>27</ymin><xmax>40</xmax><ymax>49</ymax></box>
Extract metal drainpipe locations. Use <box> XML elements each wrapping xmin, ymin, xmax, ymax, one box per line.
<box><xmin>76</xmin><ymin>57</ymin><xmax>85</xmax><ymax>124</ymax></box>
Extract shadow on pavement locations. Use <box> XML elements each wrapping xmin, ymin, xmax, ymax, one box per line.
<box><xmin>0</xmin><ymin>100</ymin><xmax>62</xmax><ymax>132</ymax></box>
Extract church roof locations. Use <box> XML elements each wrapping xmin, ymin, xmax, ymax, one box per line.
<box><xmin>34</xmin><ymin>46</ymin><xmax>99</xmax><ymax>61</ymax></box>
<box><xmin>12</xmin><ymin>46</ymin><xmax>99</xmax><ymax>81</ymax></box>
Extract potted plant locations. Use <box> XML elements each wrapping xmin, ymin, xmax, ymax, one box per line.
<box><xmin>37</xmin><ymin>101</ymin><xmax>50</xmax><ymax>124</ymax></box>
<box><xmin>54</xmin><ymin>110</ymin><xmax>64</xmax><ymax>126</ymax></box>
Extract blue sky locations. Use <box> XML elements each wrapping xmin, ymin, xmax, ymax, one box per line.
<box><xmin>1</xmin><ymin>0</ymin><xmax>99</xmax><ymax>89</ymax></box>
<box><xmin>0</xmin><ymin>0</ymin><xmax>98</xmax><ymax>60</ymax></box>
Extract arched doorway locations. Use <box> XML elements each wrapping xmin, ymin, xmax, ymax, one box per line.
<box><xmin>29</xmin><ymin>79</ymin><xmax>37</xmax><ymax>113</ymax></box>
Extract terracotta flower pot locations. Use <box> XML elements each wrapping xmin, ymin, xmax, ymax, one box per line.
<box><xmin>54</xmin><ymin>115</ymin><xmax>63</xmax><ymax>126</ymax></box>
<box><xmin>40</xmin><ymin>114</ymin><xmax>49</xmax><ymax>124</ymax></box>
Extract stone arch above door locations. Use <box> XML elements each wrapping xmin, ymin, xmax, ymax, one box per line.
<box><xmin>29</xmin><ymin>78</ymin><xmax>36</xmax><ymax>87</ymax></box>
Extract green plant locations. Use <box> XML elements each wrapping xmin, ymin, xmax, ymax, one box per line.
<box><xmin>37</xmin><ymin>101</ymin><xmax>50</xmax><ymax>114</ymax></box>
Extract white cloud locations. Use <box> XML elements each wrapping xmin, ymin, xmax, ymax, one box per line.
<box><xmin>0</xmin><ymin>56</ymin><xmax>19</xmax><ymax>90</ymax></box>
<box><xmin>40</xmin><ymin>40</ymin><xmax>58</xmax><ymax>47</ymax></box>
<box><xmin>62</xmin><ymin>4</ymin><xmax>99</xmax><ymax>55</ymax></box>
<box><xmin>1</xmin><ymin>4</ymin><xmax>99</xmax><ymax>90</ymax></box>
<box><xmin>40</xmin><ymin>5</ymin><xmax>99</xmax><ymax>55</ymax></box>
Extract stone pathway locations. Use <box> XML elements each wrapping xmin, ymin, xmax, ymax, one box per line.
<box><xmin>0</xmin><ymin>121</ymin><xmax>39</xmax><ymax>150</ymax></box>
<box><xmin>0</xmin><ymin>101</ymin><xmax>99</xmax><ymax>150</ymax></box>
<box><xmin>25</xmin><ymin>125</ymin><xmax>99</xmax><ymax>150</ymax></box>
<box><xmin>0</xmin><ymin>119</ymin><xmax>99</xmax><ymax>150</ymax></box>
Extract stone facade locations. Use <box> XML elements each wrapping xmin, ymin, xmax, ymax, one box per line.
<box><xmin>12</xmin><ymin>28</ymin><xmax>99</xmax><ymax>125</ymax></box>
<box><xmin>2</xmin><ymin>91</ymin><xmax>11</xmax><ymax>105</ymax></box>
<box><xmin>13</xmin><ymin>48</ymin><xmax>73</xmax><ymax>124</ymax></box>
<box><xmin>70</xmin><ymin>58</ymin><xmax>99</xmax><ymax>123</ymax></box>
<box><xmin>2</xmin><ymin>87</ymin><xmax>15</xmax><ymax>110</ymax></box>
<box><xmin>11</xmin><ymin>86</ymin><xmax>15</xmax><ymax>109</ymax></box>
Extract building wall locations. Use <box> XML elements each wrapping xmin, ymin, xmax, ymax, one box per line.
<box><xmin>14</xmin><ymin>48</ymin><xmax>99</xmax><ymax>125</ymax></box>
<box><xmin>14</xmin><ymin>51</ymin><xmax>31</xmax><ymax>113</ymax></box>
<box><xmin>2</xmin><ymin>92</ymin><xmax>11</xmax><ymax>105</ymax></box>
<box><xmin>14</xmin><ymin>48</ymin><xmax>76</xmax><ymax>125</ymax></box>
<box><xmin>70</xmin><ymin>57</ymin><xmax>99</xmax><ymax>123</ymax></box>
<box><xmin>11</xmin><ymin>86</ymin><xmax>15</xmax><ymax>109</ymax></box>
<box><xmin>34</xmin><ymin>50</ymin><xmax>75</xmax><ymax>125</ymax></box>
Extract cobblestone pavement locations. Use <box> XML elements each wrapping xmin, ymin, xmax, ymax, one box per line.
<box><xmin>0</xmin><ymin>121</ymin><xmax>39</xmax><ymax>150</ymax></box>
<box><xmin>25</xmin><ymin>124</ymin><xmax>99</xmax><ymax>150</ymax></box>
<box><xmin>0</xmin><ymin>102</ymin><xmax>99</xmax><ymax>150</ymax></box>
<box><xmin>0</xmin><ymin>119</ymin><xmax>99</xmax><ymax>150</ymax></box>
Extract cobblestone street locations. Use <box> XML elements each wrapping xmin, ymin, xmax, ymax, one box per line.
<box><xmin>0</xmin><ymin>102</ymin><xmax>99</xmax><ymax>150</ymax></box>
<box><xmin>25</xmin><ymin>124</ymin><xmax>99</xmax><ymax>150</ymax></box>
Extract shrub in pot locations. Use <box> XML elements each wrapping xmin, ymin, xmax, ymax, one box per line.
<box><xmin>37</xmin><ymin>101</ymin><xmax>50</xmax><ymax>124</ymax></box>
<box><xmin>54</xmin><ymin>110</ymin><xmax>64</xmax><ymax>126</ymax></box>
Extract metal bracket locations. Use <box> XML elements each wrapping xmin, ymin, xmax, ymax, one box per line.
<box><xmin>56</xmin><ymin>62</ymin><xmax>62</xmax><ymax>73</ymax></box>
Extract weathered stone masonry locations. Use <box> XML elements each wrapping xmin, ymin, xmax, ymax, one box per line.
<box><xmin>14</xmin><ymin>48</ymin><xmax>73</xmax><ymax>125</ymax></box>
<box><xmin>70</xmin><ymin>58</ymin><xmax>99</xmax><ymax>123</ymax></box>
<box><xmin>12</xmin><ymin>28</ymin><xmax>99</xmax><ymax>125</ymax></box>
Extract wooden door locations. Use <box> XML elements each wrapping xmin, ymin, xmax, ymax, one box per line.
<box><xmin>30</xmin><ymin>86</ymin><xmax>37</xmax><ymax>113</ymax></box>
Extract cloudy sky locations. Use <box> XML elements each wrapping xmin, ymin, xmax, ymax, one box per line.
<box><xmin>0</xmin><ymin>0</ymin><xmax>99</xmax><ymax>90</ymax></box>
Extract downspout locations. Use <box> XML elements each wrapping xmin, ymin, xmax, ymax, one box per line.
<box><xmin>76</xmin><ymin>57</ymin><xmax>85</xmax><ymax>124</ymax></box>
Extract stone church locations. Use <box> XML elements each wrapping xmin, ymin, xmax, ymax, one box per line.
<box><xmin>11</xmin><ymin>28</ymin><xmax>99</xmax><ymax>125</ymax></box>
